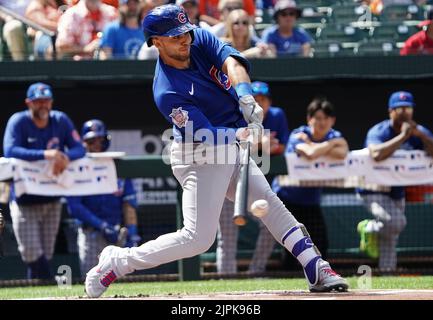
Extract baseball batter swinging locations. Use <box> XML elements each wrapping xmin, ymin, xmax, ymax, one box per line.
<box><xmin>85</xmin><ymin>4</ymin><xmax>348</xmax><ymax>298</ymax></box>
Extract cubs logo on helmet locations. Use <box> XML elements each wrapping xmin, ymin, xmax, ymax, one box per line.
<box><xmin>177</xmin><ymin>12</ymin><xmax>187</xmax><ymax>23</ymax></box>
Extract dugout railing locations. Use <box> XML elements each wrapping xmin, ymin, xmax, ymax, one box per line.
<box><xmin>1</xmin><ymin>155</ymin><xmax>433</xmax><ymax>283</ymax></box>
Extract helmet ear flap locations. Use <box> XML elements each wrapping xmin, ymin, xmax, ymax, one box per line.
<box><xmin>103</xmin><ymin>133</ymin><xmax>111</xmax><ymax>152</ymax></box>
<box><xmin>189</xmin><ymin>30</ymin><xmax>195</xmax><ymax>43</ymax></box>
<box><xmin>147</xmin><ymin>37</ymin><xmax>154</xmax><ymax>47</ymax></box>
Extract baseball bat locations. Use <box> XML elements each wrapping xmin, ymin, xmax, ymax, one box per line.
<box><xmin>116</xmin><ymin>226</ymin><xmax>129</xmax><ymax>247</ymax></box>
<box><xmin>233</xmin><ymin>141</ymin><xmax>251</xmax><ymax>226</ymax></box>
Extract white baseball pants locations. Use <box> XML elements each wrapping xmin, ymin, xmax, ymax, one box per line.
<box><xmin>110</xmin><ymin>142</ymin><xmax>316</xmax><ymax>277</ymax></box>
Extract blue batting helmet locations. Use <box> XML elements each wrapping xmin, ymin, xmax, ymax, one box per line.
<box><xmin>81</xmin><ymin>119</ymin><xmax>111</xmax><ymax>151</ymax></box>
<box><xmin>251</xmin><ymin>81</ymin><xmax>271</xmax><ymax>97</ymax></box>
<box><xmin>142</xmin><ymin>4</ymin><xmax>197</xmax><ymax>47</ymax></box>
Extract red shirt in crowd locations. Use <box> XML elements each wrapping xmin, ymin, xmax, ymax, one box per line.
<box><xmin>400</xmin><ymin>30</ymin><xmax>433</xmax><ymax>55</ymax></box>
<box><xmin>70</xmin><ymin>0</ymin><xmax>118</xmax><ymax>7</ymax></box>
<box><xmin>56</xmin><ymin>0</ymin><xmax>117</xmax><ymax>47</ymax></box>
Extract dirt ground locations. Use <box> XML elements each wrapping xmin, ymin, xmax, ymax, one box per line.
<box><xmin>91</xmin><ymin>289</ymin><xmax>433</xmax><ymax>300</ymax></box>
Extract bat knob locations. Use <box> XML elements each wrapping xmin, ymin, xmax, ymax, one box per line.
<box><xmin>233</xmin><ymin>216</ymin><xmax>247</xmax><ymax>226</ymax></box>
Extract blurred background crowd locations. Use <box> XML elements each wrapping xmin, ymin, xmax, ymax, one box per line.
<box><xmin>1</xmin><ymin>0</ymin><xmax>433</xmax><ymax>61</ymax></box>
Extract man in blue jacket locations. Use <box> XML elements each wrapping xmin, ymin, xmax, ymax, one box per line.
<box><xmin>357</xmin><ymin>91</ymin><xmax>433</xmax><ymax>272</ymax></box>
<box><xmin>3</xmin><ymin>82</ymin><xmax>86</xmax><ymax>279</ymax></box>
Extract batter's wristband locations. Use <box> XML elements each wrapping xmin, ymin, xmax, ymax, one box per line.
<box><xmin>127</xmin><ymin>224</ymin><xmax>138</xmax><ymax>236</ymax></box>
<box><xmin>235</xmin><ymin>82</ymin><xmax>253</xmax><ymax>98</ymax></box>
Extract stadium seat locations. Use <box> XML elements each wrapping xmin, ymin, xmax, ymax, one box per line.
<box><xmin>298</xmin><ymin>6</ymin><xmax>328</xmax><ymax>24</ymax></box>
<box><xmin>257</xmin><ymin>8</ymin><xmax>274</xmax><ymax>24</ymax></box>
<box><xmin>297</xmin><ymin>0</ymin><xmax>335</xmax><ymax>7</ymax></box>
<box><xmin>381</xmin><ymin>4</ymin><xmax>424</xmax><ymax>22</ymax></box>
<box><xmin>370</xmin><ymin>23</ymin><xmax>400</xmax><ymax>41</ymax></box>
<box><xmin>312</xmin><ymin>40</ymin><xmax>355</xmax><ymax>57</ymax></box>
<box><xmin>254</xmin><ymin>23</ymin><xmax>273</xmax><ymax>38</ymax></box>
<box><xmin>355</xmin><ymin>41</ymin><xmax>398</xmax><ymax>56</ymax></box>
<box><xmin>317</xmin><ymin>24</ymin><xmax>368</xmax><ymax>43</ymax></box>
<box><xmin>395</xmin><ymin>24</ymin><xmax>419</xmax><ymax>42</ymax></box>
<box><xmin>299</xmin><ymin>23</ymin><xmax>322</xmax><ymax>40</ymax></box>
<box><xmin>371</xmin><ymin>23</ymin><xmax>420</xmax><ymax>43</ymax></box>
<box><xmin>330</xmin><ymin>3</ymin><xmax>372</xmax><ymax>25</ymax></box>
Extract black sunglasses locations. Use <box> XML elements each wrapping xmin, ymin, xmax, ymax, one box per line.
<box><xmin>225</xmin><ymin>5</ymin><xmax>242</xmax><ymax>11</ymax></box>
<box><xmin>279</xmin><ymin>10</ymin><xmax>298</xmax><ymax>17</ymax></box>
<box><xmin>233</xmin><ymin>20</ymin><xmax>249</xmax><ymax>26</ymax></box>
<box><xmin>85</xmin><ymin>137</ymin><xmax>103</xmax><ymax>145</ymax></box>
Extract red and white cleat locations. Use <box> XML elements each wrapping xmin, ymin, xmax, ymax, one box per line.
<box><xmin>85</xmin><ymin>246</ymin><xmax>119</xmax><ymax>298</ymax></box>
<box><xmin>308</xmin><ymin>259</ymin><xmax>349</xmax><ymax>293</ymax></box>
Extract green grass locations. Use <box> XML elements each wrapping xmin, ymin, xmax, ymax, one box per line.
<box><xmin>1</xmin><ymin>276</ymin><xmax>433</xmax><ymax>299</ymax></box>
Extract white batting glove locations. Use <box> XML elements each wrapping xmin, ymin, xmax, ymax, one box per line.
<box><xmin>235</xmin><ymin>123</ymin><xmax>264</xmax><ymax>143</ymax></box>
<box><xmin>239</xmin><ymin>95</ymin><xmax>264</xmax><ymax>124</ymax></box>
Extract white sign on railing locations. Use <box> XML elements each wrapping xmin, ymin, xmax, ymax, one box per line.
<box><xmin>0</xmin><ymin>157</ymin><xmax>118</xmax><ymax>197</ymax></box>
<box><xmin>286</xmin><ymin>149</ymin><xmax>433</xmax><ymax>186</ymax></box>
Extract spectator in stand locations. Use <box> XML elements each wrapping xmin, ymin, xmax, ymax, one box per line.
<box><xmin>400</xmin><ymin>9</ymin><xmax>433</xmax><ymax>55</ymax></box>
<box><xmin>176</xmin><ymin>0</ymin><xmax>212</xmax><ymax>30</ymax></box>
<box><xmin>261</xmin><ymin>0</ymin><xmax>276</xmax><ymax>10</ymax></box>
<box><xmin>68</xmin><ymin>0</ymin><xmax>120</xmax><ymax>7</ymax></box>
<box><xmin>211</xmin><ymin>0</ymin><xmax>257</xmax><ymax>38</ymax></box>
<box><xmin>139</xmin><ymin>0</ymin><xmax>169</xmax><ymax>20</ymax></box>
<box><xmin>221</xmin><ymin>9</ymin><xmax>275</xmax><ymax>58</ymax></box>
<box><xmin>357</xmin><ymin>91</ymin><xmax>433</xmax><ymax>273</ymax></box>
<box><xmin>98</xmin><ymin>0</ymin><xmax>145</xmax><ymax>59</ymax></box>
<box><xmin>56</xmin><ymin>0</ymin><xmax>118</xmax><ymax>60</ymax></box>
<box><xmin>25</xmin><ymin>0</ymin><xmax>66</xmax><ymax>59</ymax></box>
<box><xmin>273</xmin><ymin>97</ymin><xmax>348</xmax><ymax>270</ymax></box>
<box><xmin>103</xmin><ymin>0</ymin><xmax>120</xmax><ymax>7</ymax></box>
<box><xmin>199</xmin><ymin>0</ymin><xmax>255</xmax><ymax>26</ymax></box>
<box><xmin>261</xmin><ymin>0</ymin><xmax>312</xmax><ymax>57</ymax></box>
<box><xmin>0</xmin><ymin>12</ymin><xmax>28</xmax><ymax>60</ymax></box>
<box><xmin>365</xmin><ymin>0</ymin><xmax>419</xmax><ymax>16</ymax></box>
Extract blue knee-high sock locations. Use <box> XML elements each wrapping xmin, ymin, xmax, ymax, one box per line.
<box><xmin>281</xmin><ymin>224</ymin><xmax>322</xmax><ymax>285</ymax></box>
<box><xmin>27</xmin><ymin>255</ymin><xmax>52</xmax><ymax>279</ymax></box>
